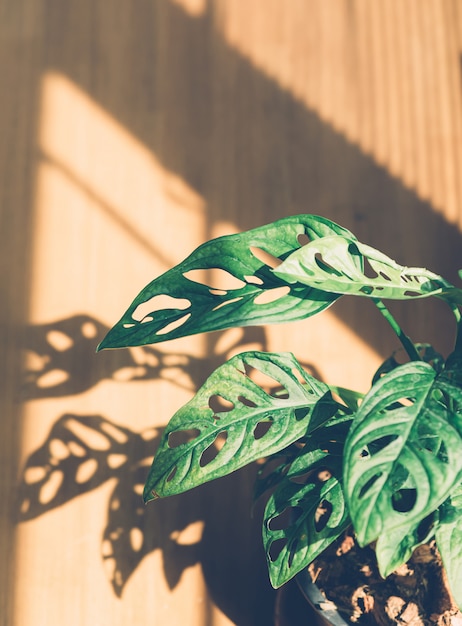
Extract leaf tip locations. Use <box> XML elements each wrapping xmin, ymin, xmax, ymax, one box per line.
<box><xmin>143</xmin><ymin>486</ymin><xmax>160</xmax><ymax>504</ymax></box>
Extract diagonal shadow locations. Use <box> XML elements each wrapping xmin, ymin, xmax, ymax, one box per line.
<box><xmin>41</xmin><ymin>0</ymin><xmax>462</xmax><ymax>358</ymax></box>
<box><xmin>23</xmin><ymin>1</ymin><xmax>462</xmax><ymax>623</ymax></box>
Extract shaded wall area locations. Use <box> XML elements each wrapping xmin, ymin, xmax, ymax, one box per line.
<box><xmin>1</xmin><ymin>1</ymin><xmax>461</xmax><ymax>625</ymax></box>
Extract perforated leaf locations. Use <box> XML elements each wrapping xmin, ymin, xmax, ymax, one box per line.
<box><xmin>263</xmin><ymin>418</ymin><xmax>352</xmax><ymax>588</ymax></box>
<box><xmin>435</xmin><ymin>483</ymin><xmax>462</xmax><ymax>610</ymax></box>
<box><xmin>375</xmin><ymin>517</ymin><xmax>434</xmax><ymax>577</ymax></box>
<box><xmin>143</xmin><ymin>351</ymin><xmax>339</xmax><ymax>502</ymax></box>
<box><xmin>344</xmin><ymin>357</ymin><xmax>462</xmax><ymax>547</ymax></box>
<box><xmin>98</xmin><ymin>215</ymin><xmax>353</xmax><ymax>349</ymax></box>
<box><xmin>273</xmin><ymin>235</ymin><xmax>450</xmax><ymax>300</ymax></box>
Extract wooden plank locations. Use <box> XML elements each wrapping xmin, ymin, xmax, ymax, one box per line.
<box><xmin>1</xmin><ymin>1</ymin><xmax>461</xmax><ymax>625</ymax></box>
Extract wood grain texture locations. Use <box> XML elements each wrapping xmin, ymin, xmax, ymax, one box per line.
<box><xmin>1</xmin><ymin>1</ymin><xmax>461</xmax><ymax>625</ymax></box>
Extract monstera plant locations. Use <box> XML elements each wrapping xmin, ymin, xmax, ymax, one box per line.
<box><xmin>98</xmin><ymin>215</ymin><xmax>462</xmax><ymax>612</ymax></box>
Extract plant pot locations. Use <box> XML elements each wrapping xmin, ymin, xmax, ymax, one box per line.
<box><xmin>295</xmin><ymin>568</ymin><xmax>350</xmax><ymax>626</ymax></box>
<box><xmin>274</xmin><ymin>572</ymin><xmax>350</xmax><ymax>626</ymax></box>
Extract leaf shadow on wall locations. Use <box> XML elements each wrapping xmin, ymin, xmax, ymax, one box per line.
<box><xmin>20</xmin><ymin>314</ymin><xmax>268</xmax><ymax>400</ymax></box>
<box><xmin>18</xmin><ymin>315</ymin><xmax>321</xmax><ymax>624</ymax></box>
<box><xmin>24</xmin><ymin>1</ymin><xmax>462</xmax><ymax>623</ymax></box>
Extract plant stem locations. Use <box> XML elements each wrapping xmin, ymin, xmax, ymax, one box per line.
<box><xmin>450</xmin><ymin>305</ymin><xmax>462</xmax><ymax>355</ymax></box>
<box><xmin>372</xmin><ymin>298</ymin><xmax>421</xmax><ymax>361</ymax></box>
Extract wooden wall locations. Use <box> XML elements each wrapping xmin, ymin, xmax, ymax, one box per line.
<box><xmin>1</xmin><ymin>1</ymin><xmax>461</xmax><ymax>624</ymax></box>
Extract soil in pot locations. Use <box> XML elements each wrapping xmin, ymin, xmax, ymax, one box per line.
<box><xmin>307</xmin><ymin>531</ymin><xmax>462</xmax><ymax>626</ymax></box>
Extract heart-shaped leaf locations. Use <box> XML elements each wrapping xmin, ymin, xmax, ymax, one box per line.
<box><xmin>143</xmin><ymin>351</ymin><xmax>339</xmax><ymax>502</ymax></box>
<box><xmin>98</xmin><ymin>215</ymin><xmax>353</xmax><ymax>349</ymax></box>
<box><xmin>344</xmin><ymin>357</ymin><xmax>462</xmax><ymax>547</ymax></box>
<box><xmin>273</xmin><ymin>235</ymin><xmax>450</xmax><ymax>300</ymax></box>
<box><xmin>263</xmin><ymin>436</ymin><xmax>350</xmax><ymax>588</ymax></box>
<box><xmin>435</xmin><ymin>482</ymin><xmax>462</xmax><ymax>610</ymax></box>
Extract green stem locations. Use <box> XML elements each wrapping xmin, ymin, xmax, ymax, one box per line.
<box><xmin>451</xmin><ymin>305</ymin><xmax>462</xmax><ymax>355</ymax></box>
<box><xmin>372</xmin><ymin>298</ymin><xmax>421</xmax><ymax>361</ymax></box>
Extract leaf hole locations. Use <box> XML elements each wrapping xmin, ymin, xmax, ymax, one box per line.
<box><xmin>269</xmin><ymin>506</ymin><xmax>303</xmax><ymax>531</ymax></box>
<box><xmin>314</xmin><ymin>253</ymin><xmax>343</xmax><ymax>277</ymax></box>
<box><xmin>359</xmin><ymin>473</ymin><xmax>382</xmax><ymax>499</ymax></box>
<box><xmin>391</xmin><ymin>489</ymin><xmax>417</xmax><ymax>513</ymax></box>
<box><xmin>367</xmin><ymin>434</ymin><xmax>399</xmax><ymax>456</ymax></box>
<box><xmin>317</xmin><ymin>468</ymin><xmax>332</xmax><ymax>482</ymax></box>
<box><xmin>241</xmin><ymin>363</ymin><xmax>284</xmax><ymax>394</ymax></box>
<box><xmin>156</xmin><ymin>313</ymin><xmax>191</xmax><ymax>336</ymax></box>
<box><xmin>168</xmin><ymin>428</ymin><xmax>201</xmax><ymax>448</ymax></box>
<box><xmin>437</xmin><ymin>440</ymin><xmax>449</xmax><ymax>463</ymax></box>
<box><xmin>288</xmin><ymin>538</ymin><xmax>299</xmax><ymax>568</ymax></box>
<box><xmin>200</xmin><ymin>431</ymin><xmax>228</xmax><ymax>467</ymax></box>
<box><xmin>184</xmin><ymin>268</ymin><xmax>245</xmax><ymax>290</ymax></box>
<box><xmin>238</xmin><ymin>395</ymin><xmax>257</xmax><ymax>408</ymax></box>
<box><xmin>269</xmin><ymin>538</ymin><xmax>287</xmax><ymax>562</ymax></box>
<box><xmin>212</xmin><ymin>297</ymin><xmax>244</xmax><ymax>312</ymax></box>
<box><xmin>244</xmin><ymin>274</ymin><xmax>264</xmax><ymax>285</ymax></box>
<box><xmin>289</xmin><ymin>470</ymin><xmax>312</xmax><ymax>485</ymax></box>
<box><xmin>167</xmin><ymin>467</ymin><xmax>177</xmax><ymax>482</ymax></box>
<box><xmin>391</xmin><ymin>398</ymin><xmax>415</xmax><ymax>409</ymax></box>
<box><xmin>294</xmin><ymin>407</ymin><xmax>311</xmax><ymax>421</ymax></box>
<box><xmin>315</xmin><ymin>499</ymin><xmax>332</xmax><ymax>531</ymax></box>
<box><xmin>297</xmin><ymin>233</ymin><xmax>311</xmax><ymax>246</ymax></box>
<box><xmin>253</xmin><ymin>419</ymin><xmax>273</xmax><ymax>440</ymax></box>
<box><xmin>403</xmin><ymin>291</ymin><xmax>421</xmax><ymax>298</ymax></box>
<box><xmin>379</xmin><ymin>271</ymin><xmax>392</xmax><ymax>282</ymax></box>
<box><xmin>132</xmin><ymin>295</ymin><xmax>190</xmax><ymax>321</ymax></box>
<box><xmin>363</xmin><ymin>257</ymin><xmax>379</xmax><ymax>279</ymax></box>
<box><xmin>253</xmin><ymin>286</ymin><xmax>290</xmax><ymax>305</ymax></box>
<box><xmin>208</xmin><ymin>395</ymin><xmax>234</xmax><ymax>412</ymax></box>
<box><xmin>250</xmin><ymin>246</ymin><xmax>282</xmax><ymax>269</ymax></box>
<box><xmin>359</xmin><ymin>285</ymin><xmax>374</xmax><ymax>295</ymax></box>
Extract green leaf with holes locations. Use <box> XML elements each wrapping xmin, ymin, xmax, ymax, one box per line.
<box><xmin>344</xmin><ymin>357</ymin><xmax>462</xmax><ymax>548</ymax></box>
<box><xmin>435</xmin><ymin>482</ymin><xmax>462</xmax><ymax>611</ymax></box>
<box><xmin>98</xmin><ymin>215</ymin><xmax>354</xmax><ymax>349</ymax></box>
<box><xmin>273</xmin><ymin>235</ymin><xmax>451</xmax><ymax>300</ymax></box>
<box><xmin>143</xmin><ymin>351</ymin><xmax>339</xmax><ymax>502</ymax></box>
<box><xmin>375</xmin><ymin>516</ymin><xmax>434</xmax><ymax>577</ymax></box>
<box><xmin>263</xmin><ymin>437</ymin><xmax>350</xmax><ymax>588</ymax></box>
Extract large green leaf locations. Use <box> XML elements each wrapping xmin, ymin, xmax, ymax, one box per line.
<box><xmin>273</xmin><ymin>235</ymin><xmax>451</xmax><ymax>300</ymax></box>
<box><xmin>143</xmin><ymin>351</ymin><xmax>339</xmax><ymax>502</ymax></box>
<box><xmin>98</xmin><ymin>215</ymin><xmax>352</xmax><ymax>349</ymax></box>
<box><xmin>262</xmin><ymin>419</ymin><xmax>352</xmax><ymax>588</ymax></box>
<box><xmin>344</xmin><ymin>357</ymin><xmax>462</xmax><ymax>547</ymax></box>
<box><xmin>375</xmin><ymin>517</ymin><xmax>434</xmax><ymax>578</ymax></box>
<box><xmin>435</xmin><ymin>482</ymin><xmax>462</xmax><ymax>610</ymax></box>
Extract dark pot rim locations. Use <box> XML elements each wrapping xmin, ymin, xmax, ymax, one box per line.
<box><xmin>296</xmin><ymin>568</ymin><xmax>351</xmax><ymax>626</ymax></box>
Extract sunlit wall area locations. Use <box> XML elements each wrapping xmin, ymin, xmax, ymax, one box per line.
<box><xmin>1</xmin><ymin>2</ymin><xmax>462</xmax><ymax>626</ymax></box>
<box><xmin>214</xmin><ymin>0</ymin><xmax>462</xmax><ymax>227</ymax></box>
<box><xmin>15</xmin><ymin>68</ymin><xmax>220</xmax><ymax>626</ymax></box>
